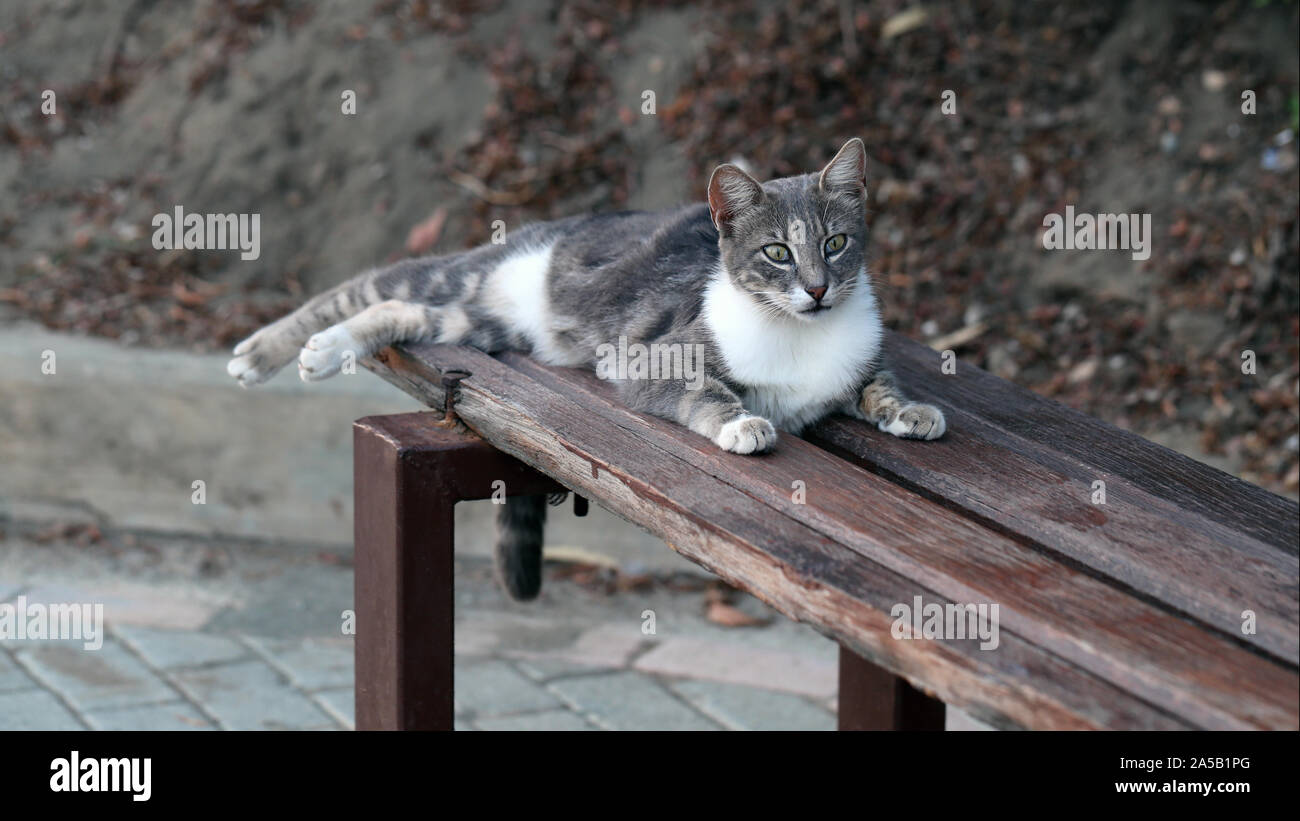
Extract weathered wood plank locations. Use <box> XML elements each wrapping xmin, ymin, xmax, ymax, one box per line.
<box><xmin>883</xmin><ymin>332</ymin><xmax>1299</xmax><ymax>552</ymax></box>
<box><xmin>804</xmin><ymin>332</ymin><xmax>1300</xmax><ymax>666</ymax></box>
<box><xmin>498</xmin><ymin>352</ymin><xmax>1299</xmax><ymax>731</ymax></box>
<box><xmin>367</xmin><ymin>345</ymin><xmax>1185</xmax><ymax>729</ymax></box>
<box><xmin>365</xmin><ymin>343</ymin><xmax>1298</xmax><ymax>729</ymax></box>
<box><xmin>810</xmin><ymin>414</ymin><xmax>1300</xmax><ymax>666</ymax></box>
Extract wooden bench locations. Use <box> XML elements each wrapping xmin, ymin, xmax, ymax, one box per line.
<box><xmin>351</xmin><ymin>331</ymin><xmax>1299</xmax><ymax>730</ymax></box>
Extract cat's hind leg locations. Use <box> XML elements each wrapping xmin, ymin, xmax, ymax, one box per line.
<box><xmin>227</xmin><ymin>312</ymin><xmax>318</xmax><ymax>387</ymax></box>
<box><xmin>228</xmin><ymin>255</ymin><xmax>465</xmax><ymax>387</ymax></box>
<box><xmin>297</xmin><ymin>300</ymin><xmax>471</xmax><ymax>381</ymax></box>
<box><xmin>228</xmin><ymin>276</ymin><xmax>384</xmax><ymax>386</ymax></box>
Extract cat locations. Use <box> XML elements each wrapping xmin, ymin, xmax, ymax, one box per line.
<box><xmin>228</xmin><ymin>138</ymin><xmax>945</xmax><ymax>600</ymax></box>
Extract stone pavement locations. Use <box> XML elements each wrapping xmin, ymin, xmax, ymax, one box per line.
<box><xmin>0</xmin><ymin>524</ymin><xmax>991</xmax><ymax>731</ymax></box>
<box><xmin>0</xmin><ymin>525</ymin><xmax>855</xmax><ymax>731</ymax></box>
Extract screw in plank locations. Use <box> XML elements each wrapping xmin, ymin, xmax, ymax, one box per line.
<box><xmin>438</xmin><ymin>369</ymin><xmax>472</xmax><ymax>426</ymax></box>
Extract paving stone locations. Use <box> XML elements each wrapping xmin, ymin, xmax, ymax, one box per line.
<box><xmin>171</xmin><ymin>660</ymin><xmax>334</xmax><ymax>730</ymax></box>
<box><xmin>459</xmin><ymin>616</ymin><xmax>645</xmax><ymax>668</ymax></box>
<box><xmin>313</xmin><ymin>688</ymin><xmax>354</xmax><ymax>729</ymax></box>
<box><xmin>512</xmin><ymin>657</ymin><xmax>615</xmax><ymax>681</ymax></box>
<box><xmin>547</xmin><ymin>671</ymin><xmax>720</xmax><ymax>731</ymax></box>
<box><xmin>0</xmin><ymin>649</ymin><xmax>34</xmax><ymax>692</ymax></box>
<box><xmin>201</xmin><ymin>565</ymin><xmax>353</xmax><ymax>639</ymax></box>
<box><xmin>15</xmin><ymin>639</ymin><xmax>176</xmax><ymax>711</ymax></box>
<box><xmin>0</xmin><ymin>689</ymin><xmax>85</xmax><ymax>730</ymax></box>
<box><xmin>455</xmin><ymin>613</ymin><xmax>584</xmax><ymax>657</ymax></box>
<box><xmin>633</xmin><ymin>638</ymin><xmax>836</xmax><ymax>699</ymax></box>
<box><xmin>0</xmin><ymin>633</ymin><xmax>88</xmax><ymax>650</ymax></box>
<box><xmin>114</xmin><ymin>626</ymin><xmax>248</xmax><ymax>670</ymax></box>
<box><xmin>474</xmin><ymin>709</ymin><xmax>595</xmax><ymax>731</ymax></box>
<box><xmin>454</xmin><ymin>659</ymin><xmax>562</xmax><ymax>716</ymax></box>
<box><xmin>505</xmin><ymin>623</ymin><xmax>647</xmax><ymax>669</ymax></box>
<box><xmin>454</xmin><ymin>621</ymin><xmax>502</xmax><ymax>656</ymax></box>
<box><xmin>0</xmin><ymin>593</ymin><xmax>106</xmax><ymax>649</ymax></box>
<box><xmin>245</xmin><ymin>636</ymin><xmax>352</xmax><ymax>691</ymax></box>
<box><xmin>546</xmin><ymin>624</ymin><xmax>648</xmax><ymax>668</ymax></box>
<box><xmin>20</xmin><ymin>581</ymin><xmax>224</xmax><ymax>630</ymax></box>
<box><xmin>669</xmin><ymin>680</ymin><xmax>835</xmax><ymax>730</ymax></box>
<box><xmin>84</xmin><ymin>701</ymin><xmax>214</xmax><ymax>731</ymax></box>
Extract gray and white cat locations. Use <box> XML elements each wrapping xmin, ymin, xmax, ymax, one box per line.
<box><xmin>229</xmin><ymin>138</ymin><xmax>945</xmax><ymax>599</ymax></box>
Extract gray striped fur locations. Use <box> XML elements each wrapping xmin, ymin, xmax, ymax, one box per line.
<box><xmin>229</xmin><ymin>139</ymin><xmax>945</xmax><ymax>600</ymax></box>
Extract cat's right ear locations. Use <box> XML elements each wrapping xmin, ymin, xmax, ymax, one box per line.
<box><xmin>707</xmin><ymin>164</ymin><xmax>765</xmax><ymax>236</ymax></box>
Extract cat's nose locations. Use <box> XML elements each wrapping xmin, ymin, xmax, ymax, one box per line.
<box><xmin>805</xmin><ymin>285</ymin><xmax>828</xmax><ymax>303</ymax></box>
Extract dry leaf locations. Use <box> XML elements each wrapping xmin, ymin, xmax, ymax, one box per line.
<box><xmin>706</xmin><ymin>600</ymin><xmax>770</xmax><ymax>628</ymax></box>
<box><xmin>881</xmin><ymin>7</ymin><xmax>928</xmax><ymax>40</ymax></box>
<box><xmin>405</xmin><ymin>207</ymin><xmax>447</xmax><ymax>254</ymax></box>
<box><xmin>928</xmin><ymin>322</ymin><xmax>989</xmax><ymax>352</ymax></box>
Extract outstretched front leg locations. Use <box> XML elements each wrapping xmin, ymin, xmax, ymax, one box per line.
<box><xmin>851</xmin><ymin>369</ymin><xmax>946</xmax><ymax>440</ymax></box>
<box><xmin>619</xmin><ymin>374</ymin><xmax>776</xmax><ymax>455</ymax></box>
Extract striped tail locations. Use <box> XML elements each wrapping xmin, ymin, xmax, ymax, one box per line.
<box><xmin>493</xmin><ymin>494</ymin><xmax>549</xmax><ymax>601</ymax></box>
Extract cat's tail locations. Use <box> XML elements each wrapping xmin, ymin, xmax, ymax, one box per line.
<box><xmin>493</xmin><ymin>494</ymin><xmax>551</xmax><ymax>601</ymax></box>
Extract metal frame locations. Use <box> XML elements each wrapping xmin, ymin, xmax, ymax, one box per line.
<box><xmin>353</xmin><ymin>412</ymin><xmax>945</xmax><ymax>731</ymax></box>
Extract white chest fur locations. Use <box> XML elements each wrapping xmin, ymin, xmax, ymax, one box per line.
<box><xmin>702</xmin><ymin>268</ymin><xmax>882</xmax><ymax>431</ymax></box>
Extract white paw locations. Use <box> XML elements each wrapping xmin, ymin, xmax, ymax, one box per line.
<box><xmin>226</xmin><ymin>354</ymin><xmax>264</xmax><ymax>387</ymax></box>
<box><xmin>879</xmin><ymin>403</ymin><xmax>946</xmax><ymax>440</ymax></box>
<box><xmin>715</xmin><ymin>415</ymin><xmax>777</xmax><ymax>454</ymax></box>
<box><xmin>298</xmin><ymin>325</ymin><xmax>361</xmax><ymax>382</ymax></box>
<box><xmin>227</xmin><ymin>328</ymin><xmax>297</xmax><ymax>387</ymax></box>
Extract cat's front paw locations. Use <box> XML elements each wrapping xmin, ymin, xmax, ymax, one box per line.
<box><xmin>298</xmin><ymin>325</ymin><xmax>361</xmax><ymax>382</ymax></box>
<box><xmin>715</xmin><ymin>415</ymin><xmax>777</xmax><ymax>454</ymax></box>
<box><xmin>879</xmin><ymin>403</ymin><xmax>946</xmax><ymax>440</ymax></box>
<box><xmin>227</xmin><ymin>327</ymin><xmax>298</xmax><ymax>387</ymax></box>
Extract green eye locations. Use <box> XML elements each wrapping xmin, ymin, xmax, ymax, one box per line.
<box><xmin>762</xmin><ymin>243</ymin><xmax>791</xmax><ymax>262</ymax></box>
<box><xmin>824</xmin><ymin>234</ymin><xmax>847</xmax><ymax>255</ymax></box>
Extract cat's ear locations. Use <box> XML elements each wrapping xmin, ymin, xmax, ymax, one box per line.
<box><xmin>707</xmin><ymin>163</ymin><xmax>765</xmax><ymax>235</ymax></box>
<box><xmin>819</xmin><ymin>138</ymin><xmax>867</xmax><ymax>199</ymax></box>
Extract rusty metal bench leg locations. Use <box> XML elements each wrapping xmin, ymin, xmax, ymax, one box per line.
<box><xmin>353</xmin><ymin>414</ymin><xmax>562</xmax><ymax>731</ymax></box>
<box><xmin>837</xmin><ymin>645</ymin><xmax>946</xmax><ymax>730</ymax></box>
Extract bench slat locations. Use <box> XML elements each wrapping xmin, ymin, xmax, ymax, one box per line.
<box><xmin>368</xmin><ymin>345</ymin><xmax>1186</xmax><ymax>729</ymax></box>
<box><xmin>806</xmin><ymin>332</ymin><xmax>1300</xmax><ymax>666</ymax></box>
<box><xmin>366</xmin><ymin>343</ymin><xmax>1299</xmax><ymax>730</ymax></box>
<box><xmin>499</xmin><ymin>352</ymin><xmax>1297</xmax><ymax>731</ymax></box>
<box><xmin>883</xmin><ymin>333</ymin><xmax>1299</xmax><ymax>552</ymax></box>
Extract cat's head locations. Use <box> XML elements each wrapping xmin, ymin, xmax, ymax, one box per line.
<box><xmin>707</xmin><ymin>138</ymin><xmax>869</xmax><ymax>321</ymax></box>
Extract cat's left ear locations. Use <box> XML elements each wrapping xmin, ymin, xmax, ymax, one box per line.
<box><xmin>819</xmin><ymin>138</ymin><xmax>867</xmax><ymax>199</ymax></box>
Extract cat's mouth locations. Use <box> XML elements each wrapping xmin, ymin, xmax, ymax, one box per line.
<box><xmin>797</xmin><ymin>304</ymin><xmax>833</xmax><ymax>316</ymax></box>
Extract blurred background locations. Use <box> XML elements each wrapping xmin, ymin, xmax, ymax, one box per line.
<box><xmin>0</xmin><ymin>0</ymin><xmax>1296</xmax><ymax>731</ymax></box>
<box><xmin>4</xmin><ymin>0</ymin><xmax>1298</xmax><ymax>493</ymax></box>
